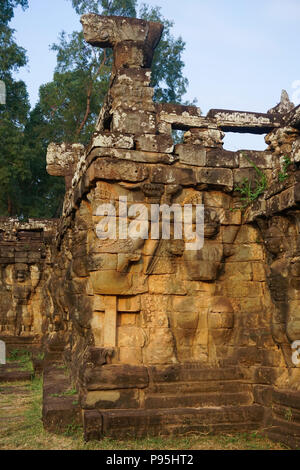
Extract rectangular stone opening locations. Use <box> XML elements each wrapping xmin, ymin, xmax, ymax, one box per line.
<box><xmin>223</xmin><ymin>133</ymin><xmax>267</xmax><ymax>152</ymax></box>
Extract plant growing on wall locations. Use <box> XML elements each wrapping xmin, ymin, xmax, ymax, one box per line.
<box><xmin>278</xmin><ymin>155</ymin><xmax>292</xmax><ymax>183</ymax></box>
<box><xmin>234</xmin><ymin>154</ymin><xmax>267</xmax><ymax>210</ymax></box>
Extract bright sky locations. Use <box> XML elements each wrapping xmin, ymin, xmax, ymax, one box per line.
<box><xmin>11</xmin><ymin>0</ymin><xmax>300</xmax><ymax>150</ymax></box>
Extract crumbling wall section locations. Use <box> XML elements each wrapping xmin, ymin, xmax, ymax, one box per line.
<box><xmin>0</xmin><ymin>218</ymin><xmax>58</xmax><ymax>351</ymax></box>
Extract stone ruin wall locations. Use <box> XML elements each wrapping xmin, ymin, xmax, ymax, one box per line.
<box><xmin>1</xmin><ymin>13</ymin><xmax>300</xmax><ymax>444</ymax></box>
<box><xmin>0</xmin><ymin>218</ymin><xmax>57</xmax><ymax>351</ymax></box>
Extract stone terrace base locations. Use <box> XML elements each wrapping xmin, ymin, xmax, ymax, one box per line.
<box><xmin>83</xmin><ymin>406</ymin><xmax>264</xmax><ymax>441</ymax></box>
<box><xmin>265</xmin><ymin>389</ymin><xmax>300</xmax><ymax>449</ymax></box>
<box><xmin>79</xmin><ymin>363</ymin><xmax>262</xmax><ymax>441</ymax></box>
<box><xmin>0</xmin><ymin>335</ymin><xmax>42</xmax><ymax>355</ymax></box>
<box><xmin>42</xmin><ymin>355</ymin><xmax>81</xmax><ymax>433</ymax></box>
<box><xmin>0</xmin><ymin>362</ymin><xmax>33</xmax><ymax>383</ymax></box>
<box><xmin>42</xmin><ymin>359</ymin><xmax>300</xmax><ymax>448</ymax></box>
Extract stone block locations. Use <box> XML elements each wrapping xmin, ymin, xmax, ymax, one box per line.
<box><xmin>206</xmin><ymin>149</ymin><xmax>239</xmax><ymax>168</ymax></box>
<box><xmin>112</xmin><ymin>109</ymin><xmax>156</xmax><ymax>134</ymax></box>
<box><xmin>82</xmin><ymin>389</ymin><xmax>139</xmax><ymax>409</ymax></box>
<box><xmin>148</xmin><ymin>275</ymin><xmax>187</xmax><ymax>295</ymax></box>
<box><xmin>117</xmin><ymin>326</ymin><xmax>145</xmax><ymax>349</ymax></box>
<box><xmin>238</xmin><ymin>151</ymin><xmax>274</xmax><ymax>169</ymax></box>
<box><xmin>174</xmin><ymin>144</ymin><xmax>206</xmax><ymax>166</ymax></box>
<box><xmin>135</xmin><ymin>134</ymin><xmax>174</xmax><ymax>153</ymax></box>
<box><xmin>197</xmin><ymin>168</ymin><xmax>233</xmax><ymax>192</ymax></box>
<box><xmin>85</xmin><ymin>364</ymin><xmax>148</xmax><ymax>391</ymax></box>
<box><xmin>92</xmin><ymin>132</ymin><xmax>134</xmax><ymax>149</ymax></box>
<box><xmin>88</xmin><ymin>158</ymin><xmax>149</xmax><ymax>183</ymax></box>
<box><xmin>151</xmin><ymin>166</ymin><xmax>196</xmax><ymax>185</ymax></box>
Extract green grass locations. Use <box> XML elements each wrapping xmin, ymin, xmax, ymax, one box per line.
<box><xmin>50</xmin><ymin>388</ymin><xmax>77</xmax><ymax>398</ymax></box>
<box><xmin>7</xmin><ymin>349</ymin><xmax>33</xmax><ymax>372</ymax></box>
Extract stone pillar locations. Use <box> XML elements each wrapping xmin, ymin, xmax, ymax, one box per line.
<box><xmin>103</xmin><ymin>296</ymin><xmax>117</xmax><ymax>347</ymax></box>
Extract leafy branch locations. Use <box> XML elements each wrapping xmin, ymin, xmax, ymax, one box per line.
<box><xmin>278</xmin><ymin>155</ymin><xmax>292</xmax><ymax>183</ymax></box>
<box><xmin>234</xmin><ymin>153</ymin><xmax>267</xmax><ymax>210</ymax></box>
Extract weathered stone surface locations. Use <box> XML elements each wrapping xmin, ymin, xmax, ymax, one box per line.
<box><xmin>114</xmin><ymin>68</ymin><xmax>152</xmax><ymax>87</ymax></box>
<box><xmin>81</xmin><ymin>14</ymin><xmax>163</xmax><ymax>60</ymax></box>
<box><xmin>92</xmin><ymin>132</ymin><xmax>134</xmax><ymax>149</ymax></box>
<box><xmin>88</xmin><ymin>157</ymin><xmax>149</xmax><ymax>183</ymax></box>
<box><xmin>42</xmin><ymin>361</ymin><xmax>80</xmax><ymax>433</ymax></box>
<box><xmin>87</xmin><ymin>147</ymin><xmax>176</xmax><ymax>164</ymax></box>
<box><xmin>85</xmin><ymin>364</ymin><xmax>148</xmax><ymax>390</ymax></box>
<box><xmin>46</xmin><ymin>143</ymin><xmax>84</xmax><ymax>176</ymax></box>
<box><xmin>184</xmin><ymin>127</ymin><xmax>224</xmax><ymax>148</ymax></box>
<box><xmin>99</xmin><ymin>405</ymin><xmax>264</xmax><ymax>439</ymax></box>
<box><xmin>197</xmin><ymin>168</ymin><xmax>233</xmax><ymax>192</ymax></box>
<box><xmin>238</xmin><ymin>151</ymin><xmax>274</xmax><ymax>169</ymax></box>
<box><xmin>287</xmin><ymin>104</ymin><xmax>300</xmax><ymax>130</ymax></box>
<box><xmin>112</xmin><ymin>109</ymin><xmax>157</xmax><ymax>134</ymax></box>
<box><xmin>174</xmin><ymin>144</ymin><xmax>206</xmax><ymax>166</ymax></box>
<box><xmin>151</xmin><ymin>166</ymin><xmax>196</xmax><ymax>185</ymax></box>
<box><xmin>135</xmin><ymin>134</ymin><xmax>174</xmax><ymax>153</ymax></box>
<box><xmin>81</xmin><ymin>389</ymin><xmax>139</xmax><ymax>410</ymax></box>
<box><xmin>206</xmin><ymin>149</ymin><xmax>239</xmax><ymax>168</ymax></box>
<box><xmin>207</xmin><ymin>109</ymin><xmax>282</xmax><ymax>134</ymax></box>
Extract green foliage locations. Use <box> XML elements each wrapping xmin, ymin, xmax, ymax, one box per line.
<box><xmin>0</xmin><ymin>0</ymin><xmax>37</xmax><ymax>217</ymax></box>
<box><xmin>0</xmin><ymin>0</ymin><xmax>28</xmax><ymax>26</ymax></box>
<box><xmin>139</xmin><ymin>4</ymin><xmax>191</xmax><ymax>104</ymax></box>
<box><xmin>284</xmin><ymin>407</ymin><xmax>293</xmax><ymax>422</ymax></box>
<box><xmin>278</xmin><ymin>155</ymin><xmax>292</xmax><ymax>182</ymax></box>
<box><xmin>0</xmin><ymin>0</ymin><xmax>192</xmax><ymax>218</ymax></box>
<box><xmin>50</xmin><ymin>387</ymin><xmax>77</xmax><ymax>398</ymax></box>
<box><xmin>7</xmin><ymin>348</ymin><xmax>33</xmax><ymax>371</ymax></box>
<box><xmin>234</xmin><ymin>154</ymin><xmax>267</xmax><ymax>210</ymax></box>
<box><xmin>70</xmin><ymin>0</ymin><xmax>137</xmax><ymax>16</ymax></box>
<box><xmin>35</xmin><ymin>0</ymin><xmax>191</xmax><ymax>146</ymax></box>
<box><xmin>35</xmin><ymin>352</ymin><xmax>45</xmax><ymax>360</ymax></box>
<box><xmin>7</xmin><ymin>348</ymin><xmax>30</xmax><ymax>362</ymax></box>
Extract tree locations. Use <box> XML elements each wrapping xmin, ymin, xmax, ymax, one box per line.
<box><xmin>0</xmin><ymin>0</ymin><xmax>65</xmax><ymax>218</ymax></box>
<box><xmin>22</xmin><ymin>0</ymin><xmax>191</xmax><ymax>217</ymax></box>
<box><xmin>30</xmin><ymin>0</ymin><xmax>190</xmax><ymax>147</ymax></box>
<box><xmin>0</xmin><ymin>0</ymin><xmax>31</xmax><ymax>216</ymax></box>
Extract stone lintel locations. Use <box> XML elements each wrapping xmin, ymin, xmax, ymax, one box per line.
<box><xmin>207</xmin><ymin>109</ymin><xmax>282</xmax><ymax>134</ymax></box>
<box><xmin>87</xmin><ymin>147</ymin><xmax>177</xmax><ymax>165</ymax></box>
<box><xmin>157</xmin><ymin>107</ymin><xmax>282</xmax><ymax>134</ymax></box>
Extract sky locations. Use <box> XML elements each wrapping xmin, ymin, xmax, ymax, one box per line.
<box><xmin>10</xmin><ymin>0</ymin><xmax>300</xmax><ymax>150</ymax></box>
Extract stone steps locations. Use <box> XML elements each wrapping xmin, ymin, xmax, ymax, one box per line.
<box><xmin>149</xmin><ymin>365</ymin><xmax>243</xmax><ymax>383</ymax></box>
<box><xmin>84</xmin><ymin>404</ymin><xmax>264</xmax><ymax>440</ymax></box>
<box><xmin>144</xmin><ymin>390</ymin><xmax>253</xmax><ymax>409</ymax></box>
<box><xmin>144</xmin><ymin>366</ymin><xmax>252</xmax><ymax>410</ymax></box>
<box><xmin>267</xmin><ymin>418</ymin><xmax>300</xmax><ymax>450</ymax></box>
<box><xmin>42</xmin><ymin>360</ymin><xmax>81</xmax><ymax>433</ymax></box>
<box><xmin>0</xmin><ymin>362</ymin><xmax>32</xmax><ymax>383</ymax></box>
<box><xmin>265</xmin><ymin>388</ymin><xmax>300</xmax><ymax>450</ymax></box>
<box><xmin>149</xmin><ymin>380</ymin><xmax>251</xmax><ymax>395</ymax></box>
<box><xmin>80</xmin><ymin>363</ymin><xmax>258</xmax><ymax>440</ymax></box>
